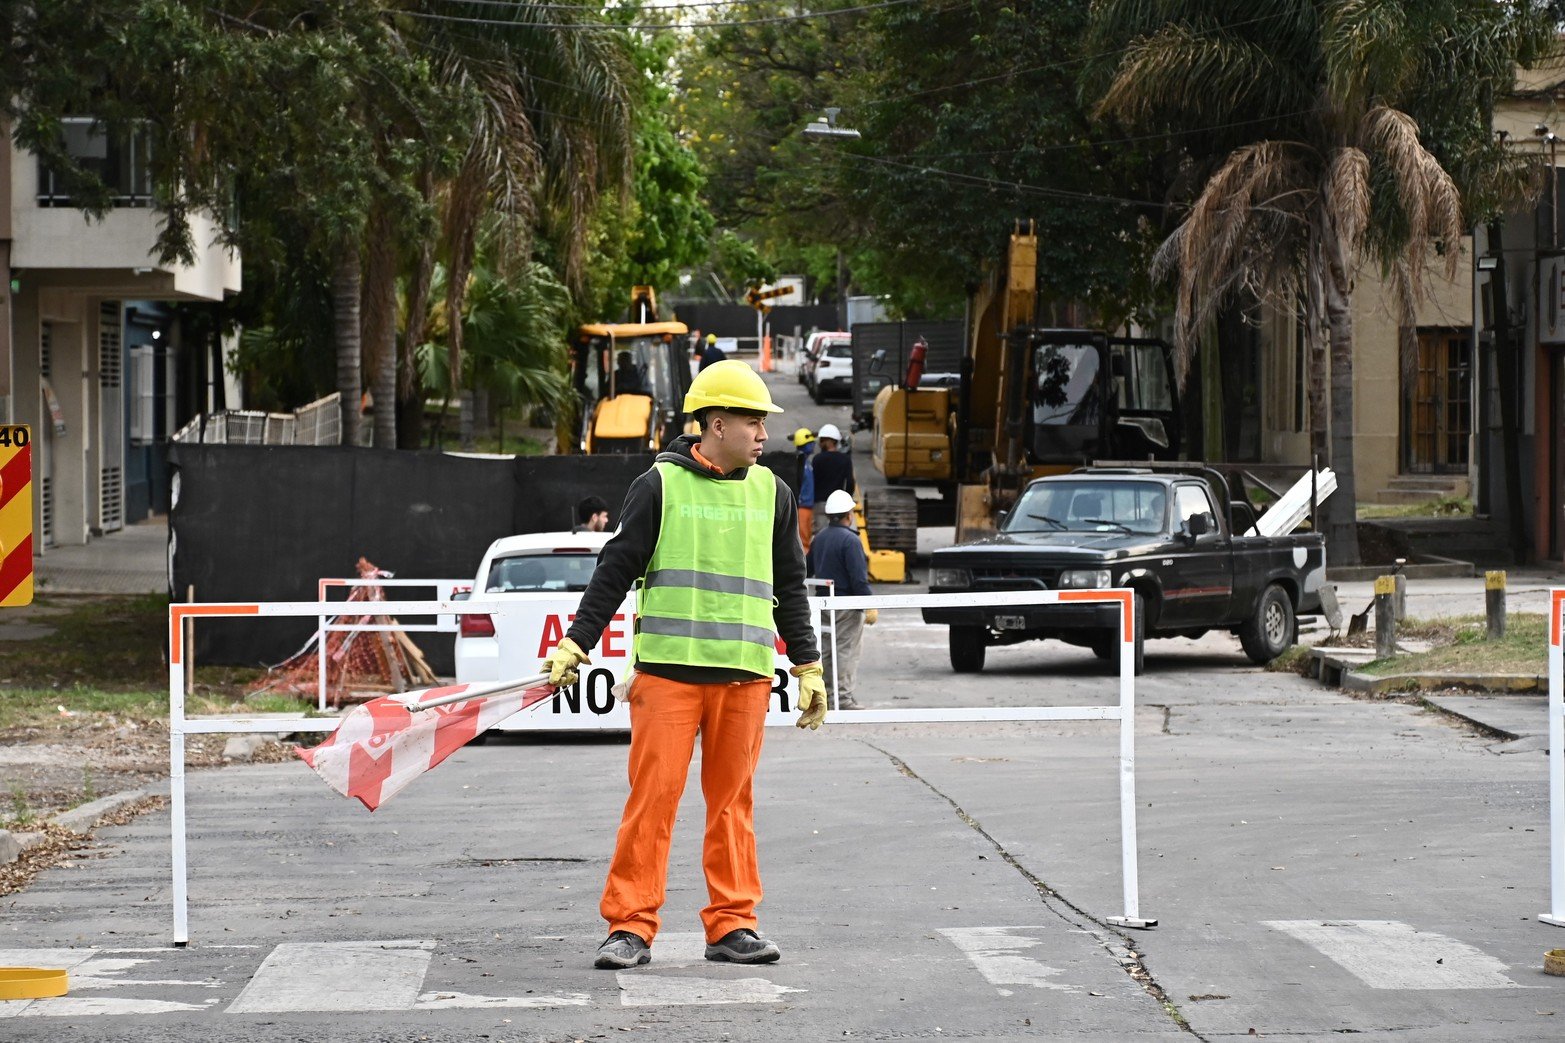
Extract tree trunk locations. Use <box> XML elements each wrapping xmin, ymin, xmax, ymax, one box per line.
<box><xmin>398</xmin><ymin>175</ymin><xmax>437</xmax><ymax>450</ymax></box>
<box><xmin>1323</xmin><ymin>259</ymin><xmax>1361</xmax><ymax>566</ymax></box>
<box><xmin>458</xmin><ymin>388</ymin><xmax>475</xmax><ymax>448</ymax></box>
<box><xmin>331</xmin><ymin>247</ymin><xmax>363</xmax><ymax>447</ymax></box>
<box><xmin>360</xmin><ymin>205</ymin><xmax>399</xmax><ymax>450</ymax></box>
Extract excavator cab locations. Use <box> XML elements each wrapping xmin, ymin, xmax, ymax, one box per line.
<box><xmin>1024</xmin><ymin>330</ymin><xmax>1181</xmax><ymax>465</ymax></box>
<box><xmin>568</xmin><ymin>286</ymin><xmax>691</xmax><ymax>454</ymax></box>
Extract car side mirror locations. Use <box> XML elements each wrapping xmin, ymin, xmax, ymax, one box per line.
<box><xmin>1185</xmin><ymin>512</ymin><xmax>1210</xmax><ymax>538</ymax></box>
<box><xmin>996</xmin><ymin>509</ymin><xmax>1009</xmax><ymax>528</ymax></box>
<box><xmin>869</xmin><ymin>349</ymin><xmax>886</xmax><ymax>374</ymax></box>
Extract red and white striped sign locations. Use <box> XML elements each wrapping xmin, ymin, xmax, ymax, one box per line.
<box><xmin>297</xmin><ymin>678</ymin><xmax>553</xmax><ymax>811</ymax></box>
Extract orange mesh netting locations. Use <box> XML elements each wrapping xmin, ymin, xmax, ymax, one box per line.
<box><xmin>249</xmin><ymin>557</ymin><xmax>439</xmax><ymax>706</ymax></box>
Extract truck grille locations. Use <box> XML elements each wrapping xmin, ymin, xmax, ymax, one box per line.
<box><xmin>970</xmin><ymin>565</ymin><xmax>1057</xmax><ymax>589</ymax></box>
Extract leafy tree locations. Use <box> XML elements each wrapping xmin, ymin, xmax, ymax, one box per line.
<box><xmin>1089</xmin><ymin>0</ymin><xmax>1554</xmax><ymax>564</ymax></box>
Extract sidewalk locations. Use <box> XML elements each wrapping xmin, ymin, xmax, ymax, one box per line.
<box><xmin>33</xmin><ymin>517</ymin><xmax>167</xmax><ymax>596</ymax></box>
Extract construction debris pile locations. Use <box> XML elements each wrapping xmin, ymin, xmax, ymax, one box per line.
<box><xmin>249</xmin><ymin>558</ymin><xmax>437</xmax><ymax>706</ymax></box>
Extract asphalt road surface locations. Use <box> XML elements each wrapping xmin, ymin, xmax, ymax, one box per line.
<box><xmin>3</xmin><ymin>619</ymin><xmax>1561</xmax><ymax>1041</ymax></box>
<box><xmin>3</xmin><ymin>361</ymin><xmax>1561</xmax><ymax>1040</ymax></box>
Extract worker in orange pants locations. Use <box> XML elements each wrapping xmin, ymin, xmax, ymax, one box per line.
<box><xmin>599</xmin><ymin>672</ymin><xmax>770</xmax><ymax>943</ymax></box>
<box><xmin>543</xmin><ymin>361</ymin><xmax>829</xmax><ymax>970</ymax></box>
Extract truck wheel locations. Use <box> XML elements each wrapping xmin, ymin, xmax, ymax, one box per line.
<box><xmin>1095</xmin><ymin>594</ymin><xmax>1144</xmax><ymax>674</ymax></box>
<box><xmin>1090</xmin><ymin>636</ymin><xmax>1113</xmax><ymax>660</ymax></box>
<box><xmin>949</xmin><ymin>626</ymin><xmax>986</xmax><ymax>673</ymax></box>
<box><xmin>1239</xmin><ymin>584</ymin><xmax>1296</xmax><ymax>664</ymax></box>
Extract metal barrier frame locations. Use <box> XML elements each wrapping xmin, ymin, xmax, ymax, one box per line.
<box><xmin>1545</xmin><ymin>588</ymin><xmax>1564</xmax><ymax>929</ymax></box>
<box><xmin>313</xmin><ymin>577</ymin><xmax>466</xmax><ymax>711</ymax></box>
<box><xmin>166</xmin><ymin>588</ymin><xmax>1151</xmax><ymax>945</ymax></box>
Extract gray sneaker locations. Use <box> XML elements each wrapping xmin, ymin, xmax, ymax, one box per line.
<box><xmin>704</xmin><ymin>928</ymin><xmax>781</xmax><ymax>964</ymax></box>
<box><xmin>594</xmin><ymin>930</ymin><xmax>651</xmax><ymax>969</ymax></box>
<box><xmin>838</xmin><ymin>694</ymin><xmax>864</xmax><ymax>710</ymax></box>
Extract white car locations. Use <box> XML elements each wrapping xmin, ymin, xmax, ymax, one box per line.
<box><xmin>453</xmin><ymin>531</ymin><xmax>806</xmax><ymax>731</ymax></box>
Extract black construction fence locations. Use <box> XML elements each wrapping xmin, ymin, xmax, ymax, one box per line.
<box><xmin>169</xmin><ymin>444</ymin><xmax>800</xmax><ymax>672</ymax></box>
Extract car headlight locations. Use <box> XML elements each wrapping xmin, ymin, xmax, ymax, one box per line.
<box><xmin>930</xmin><ymin>567</ymin><xmax>972</xmax><ymax>588</ymax></box>
<box><xmin>1058</xmin><ymin>568</ymin><xmax>1112</xmax><ymax>589</ymax></box>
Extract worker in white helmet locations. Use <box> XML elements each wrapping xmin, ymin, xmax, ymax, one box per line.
<box><xmin>805</xmin><ymin>488</ymin><xmax>876</xmax><ymax>710</ymax></box>
<box><xmin>807</xmin><ymin>422</ymin><xmax>854</xmax><ymax>536</ymax></box>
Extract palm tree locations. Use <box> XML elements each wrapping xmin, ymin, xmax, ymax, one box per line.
<box><xmin>1089</xmin><ymin>1</ymin><xmax>1551</xmax><ymax>564</ymax></box>
<box><xmin>392</xmin><ymin>1</ymin><xmax>635</xmax><ymax>448</ymax></box>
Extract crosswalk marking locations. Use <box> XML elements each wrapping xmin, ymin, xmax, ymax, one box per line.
<box><xmin>0</xmin><ymin>948</ymin><xmax>223</xmax><ymax>1018</ymax></box>
<box><xmin>415</xmin><ymin>990</ymin><xmax>592</xmax><ymax>1009</ymax></box>
<box><xmin>617</xmin><ymin>975</ymin><xmax>802</xmax><ymax>1006</ymax></box>
<box><xmin>608</xmin><ymin>932</ymin><xmax>803</xmax><ymax>1007</ymax></box>
<box><xmin>1263</xmin><ymin>920</ymin><xmax>1522</xmax><ymax>990</ymax></box>
<box><xmin>938</xmin><ymin>926</ymin><xmax>1081</xmax><ymax>996</ymax></box>
<box><xmin>226</xmin><ymin>940</ymin><xmax>434</xmax><ymax>1013</ymax></box>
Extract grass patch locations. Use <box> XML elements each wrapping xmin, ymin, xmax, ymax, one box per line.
<box><xmin>1358</xmin><ymin>496</ymin><xmax>1472</xmax><ymax>520</ymax></box>
<box><xmin>1357</xmin><ymin>612</ymin><xmax>1546</xmax><ymax>677</ymax></box>
<box><xmin>0</xmin><ymin>685</ymin><xmax>316</xmax><ymax>730</ymax></box>
<box><xmin>1265</xmin><ymin>644</ymin><xmax>1313</xmax><ymax>676</ymax></box>
<box><xmin>0</xmin><ymin>594</ymin><xmax>265</xmax><ymax>696</ymax></box>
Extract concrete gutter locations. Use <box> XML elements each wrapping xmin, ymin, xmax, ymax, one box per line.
<box><xmin>1337</xmin><ymin>670</ymin><xmax>1547</xmax><ymax>695</ymax></box>
<box><xmin>0</xmin><ymin>780</ymin><xmax>170</xmax><ymax>866</ymax></box>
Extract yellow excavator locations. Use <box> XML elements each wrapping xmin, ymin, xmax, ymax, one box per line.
<box><xmin>869</xmin><ymin>221</ymin><xmax>1183</xmax><ymax>539</ymax></box>
<box><xmin>565</xmin><ymin>286</ymin><xmax>693</xmax><ymax>454</ymax></box>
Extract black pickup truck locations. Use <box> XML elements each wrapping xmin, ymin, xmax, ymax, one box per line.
<box><xmin>924</xmin><ymin>469</ymin><xmax>1326</xmax><ymax>673</ymax></box>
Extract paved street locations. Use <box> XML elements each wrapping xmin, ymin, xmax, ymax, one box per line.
<box><xmin>3</xmin><ymin>362</ymin><xmax>1562</xmax><ymax>1040</ymax></box>
<box><xmin>3</xmin><ymin>617</ymin><xmax>1561</xmax><ymax>1040</ymax></box>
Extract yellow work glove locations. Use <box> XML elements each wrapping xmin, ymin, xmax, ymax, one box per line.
<box><xmin>791</xmin><ymin>662</ymin><xmax>828</xmax><ymax>730</ymax></box>
<box><xmin>543</xmin><ymin>637</ymin><xmax>590</xmax><ymax>688</ymax></box>
<box><xmin>863</xmin><ymin>609</ymin><xmax>879</xmax><ymax>626</ymax></box>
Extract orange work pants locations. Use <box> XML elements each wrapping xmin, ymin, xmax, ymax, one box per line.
<box><xmin>798</xmin><ymin>507</ymin><xmax>813</xmax><ymax>553</ymax></box>
<box><xmin>600</xmin><ymin>672</ymin><xmax>771</xmax><ymax>944</ymax></box>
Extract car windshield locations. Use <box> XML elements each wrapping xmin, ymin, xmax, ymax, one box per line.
<box><xmin>485</xmin><ymin>552</ymin><xmax>599</xmax><ymax>593</ymax></box>
<box><xmin>1004</xmin><ymin>480</ymin><xmax>1167</xmax><ymax>534</ymax></box>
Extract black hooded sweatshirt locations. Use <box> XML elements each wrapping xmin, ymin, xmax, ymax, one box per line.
<box><xmin>564</xmin><ymin>434</ymin><xmax>820</xmax><ymax>683</ymax></box>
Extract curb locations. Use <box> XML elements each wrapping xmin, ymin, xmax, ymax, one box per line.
<box><xmin>0</xmin><ymin>781</ymin><xmax>170</xmax><ymax>866</ymax></box>
<box><xmin>1325</xmin><ymin>556</ymin><xmax>1473</xmax><ymax>582</ymax></box>
<box><xmin>1338</xmin><ymin>671</ymin><xmax>1547</xmax><ymax>695</ymax></box>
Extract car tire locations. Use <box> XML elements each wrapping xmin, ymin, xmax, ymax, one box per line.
<box><xmin>1239</xmin><ymin>583</ymin><xmax>1296</xmax><ymax>664</ymax></box>
<box><xmin>1090</xmin><ymin>635</ymin><xmax>1114</xmax><ymax>661</ymax></box>
<box><xmin>810</xmin><ymin>385</ymin><xmax>823</xmax><ymax>405</ymax></box>
<box><xmin>949</xmin><ymin>625</ymin><xmax>986</xmax><ymax>673</ymax></box>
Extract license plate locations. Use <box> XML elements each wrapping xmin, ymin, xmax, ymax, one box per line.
<box><xmin>994</xmin><ymin>615</ymin><xmax>1027</xmax><ymax>631</ymax></box>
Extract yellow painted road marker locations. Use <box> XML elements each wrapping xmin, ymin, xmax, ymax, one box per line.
<box><xmin>0</xmin><ymin>966</ymin><xmax>68</xmax><ymax>1000</ymax></box>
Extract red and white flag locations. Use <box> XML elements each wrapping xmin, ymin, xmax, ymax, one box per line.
<box><xmin>297</xmin><ymin>676</ymin><xmax>553</xmax><ymax>811</ymax></box>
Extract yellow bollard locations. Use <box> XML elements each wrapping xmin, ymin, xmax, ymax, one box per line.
<box><xmin>1485</xmin><ymin>570</ymin><xmax>1507</xmax><ymax>641</ymax></box>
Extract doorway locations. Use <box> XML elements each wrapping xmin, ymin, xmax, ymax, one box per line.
<box><xmin>1402</xmin><ymin>327</ymin><xmax>1471</xmax><ymax>474</ymax></box>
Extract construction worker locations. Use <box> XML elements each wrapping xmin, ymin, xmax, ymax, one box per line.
<box><xmin>696</xmin><ymin>332</ymin><xmax>728</xmax><ymax>372</ymax></box>
<box><xmin>792</xmin><ymin>427</ymin><xmax>816</xmax><ymax>552</ymax></box>
<box><xmin>809</xmin><ymin>422</ymin><xmax>855</xmax><ymax>534</ymax></box>
<box><xmin>806</xmin><ymin>489</ymin><xmax>876</xmax><ymax>711</ymax></box>
<box><xmin>542</xmin><ymin>359</ymin><xmax>828</xmax><ymax>971</ymax></box>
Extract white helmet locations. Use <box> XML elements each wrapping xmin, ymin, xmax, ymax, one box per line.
<box><xmin>817</xmin><ymin>423</ymin><xmax>842</xmax><ymax>442</ymax></box>
<box><xmin>824</xmin><ymin>489</ymin><xmax>856</xmax><ymax>516</ymax></box>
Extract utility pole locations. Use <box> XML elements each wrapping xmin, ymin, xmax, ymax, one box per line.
<box><xmin>1487</xmin><ymin>219</ymin><xmax>1529</xmax><ymax>564</ymax></box>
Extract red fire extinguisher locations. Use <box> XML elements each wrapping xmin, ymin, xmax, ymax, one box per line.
<box><xmin>905</xmin><ymin>336</ymin><xmax>928</xmax><ymax>389</ymax></box>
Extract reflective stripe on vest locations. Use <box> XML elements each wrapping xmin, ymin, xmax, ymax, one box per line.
<box><xmin>635</xmin><ymin>460</ymin><xmax>777</xmax><ymax>677</ymax></box>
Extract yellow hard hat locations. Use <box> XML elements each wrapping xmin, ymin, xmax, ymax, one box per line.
<box><xmin>791</xmin><ymin>427</ymin><xmax>815</xmax><ymax>447</ymax></box>
<box><xmin>683</xmin><ymin>359</ymin><xmax>783</xmax><ymax>414</ymax></box>
<box><xmin>705</xmin><ymin>333</ymin><xmax>718</xmax><ymax>345</ymax></box>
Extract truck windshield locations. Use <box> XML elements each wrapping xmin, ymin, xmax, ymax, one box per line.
<box><xmin>1005</xmin><ymin>480</ymin><xmax>1168</xmax><ymax>534</ymax></box>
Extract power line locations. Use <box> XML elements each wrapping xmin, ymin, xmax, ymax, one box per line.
<box><xmin>399</xmin><ymin>0</ymin><xmax>925</xmax><ymax>31</ymax></box>
<box><xmin>858</xmin><ymin>9</ymin><xmax>1301</xmax><ymax>110</ymax></box>
<box><xmin>838</xmin><ymin>151</ymin><xmax>1164</xmax><ymax>210</ymax></box>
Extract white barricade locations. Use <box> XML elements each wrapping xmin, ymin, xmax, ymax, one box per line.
<box><xmin>166</xmin><ymin>588</ymin><xmax>1152</xmax><ymax>944</ymax></box>
<box><xmin>1545</xmin><ymin>588</ymin><xmax>1564</xmax><ymax>928</ymax></box>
